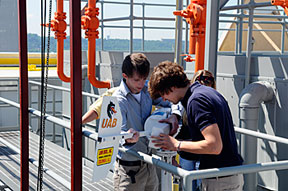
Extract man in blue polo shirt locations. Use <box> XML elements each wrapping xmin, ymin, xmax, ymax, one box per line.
<box><xmin>148</xmin><ymin>61</ymin><xmax>244</xmax><ymax>191</ymax></box>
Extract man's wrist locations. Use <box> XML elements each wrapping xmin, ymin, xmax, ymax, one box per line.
<box><xmin>177</xmin><ymin>141</ymin><xmax>182</xmax><ymax>152</ymax></box>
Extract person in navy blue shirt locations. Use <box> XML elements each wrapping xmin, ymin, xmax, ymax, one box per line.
<box><xmin>148</xmin><ymin>61</ymin><xmax>244</xmax><ymax>191</ymax></box>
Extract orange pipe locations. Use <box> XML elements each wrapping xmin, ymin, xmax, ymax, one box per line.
<box><xmin>271</xmin><ymin>0</ymin><xmax>288</xmax><ymax>16</ymax></box>
<box><xmin>82</xmin><ymin>0</ymin><xmax>110</xmax><ymax>88</ymax></box>
<box><xmin>89</xmin><ymin>0</ymin><xmax>96</xmax><ymax>7</ymax></box>
<box><xmin>195</xmin><ymin>37</ymin><xmax>201</xmax><ymax>72</ymax></box>
<box><xmin>173</xmin><ymin>0</ymin><xmax>206</xmax><ymax>73</ymax></box>
<box><xmin>189</xmin><ymin>26</ymin><xmax>196</xmax><ymax>54</ymax></box>
<box><xmin>45</xmin><ymin>0</ymin><xmax>69</xmax><ymax>82</ymax></box>
<box><xmin>194</xmin><ymin>33</ymin><xmax>205</xmax><ymax>71</ymax></box>
<box><xmin>87</xmin><ymin>37</ymin><xmax>110</xmax><ymax>88</ymax></box>
<box><xmin>200</xmin><ymin>33</ymin><xmax>205</xmax><ymax>67</ymax></box>
<box><xmin>57</xmin><ymin>38</ymin><xmax>70</xmax><ymax>82</ymax></box>
<box><xmin>56</xmin><ymin>0</ymin><xmax>69</xmax><ymax>82</ymax></box>
<box><xmin>57</xmin><ymin>0</ymin><xmax>63</xmax><ymax>12</ymax></box>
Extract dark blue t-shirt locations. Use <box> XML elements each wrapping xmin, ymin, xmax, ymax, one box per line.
<box><xmin>181</xmin><ymin>82</ymin><xmax>243</xmax><ymax>169</ymax></box>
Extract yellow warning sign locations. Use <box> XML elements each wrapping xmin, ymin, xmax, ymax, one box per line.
<box><xmin>97</xmin><ymin>147</ymin><xmax>114</xmax><ymax>166</ymax></box>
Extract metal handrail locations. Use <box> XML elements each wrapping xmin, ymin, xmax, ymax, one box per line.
<box><xmin>3</xmin><ymin>95</ymin><xmax>288</xmax><ymax>146</ymax></box>
<box><xmin>27</xmin><ymin>79</ymin><xmax>288</xmax><ymax>154</ymax></box>
<box><xmin>120</xmin><ymin>147</ymin><xmax>288</xmax><ymax>191</ymax></box>
<box><xmin>28</xmin><ymin>80</ymin><xmax>100</xmax><ymax>99</ymax></box>
<box><xmin>220</xmin><ymin>13</ymin><xmax>288</xmax><ymax>19</ymax></box>
<box><xmin>0</xmin><ymin>97</ymin><xmax>288</xmax><ymax>145</ymax></box>
<box><xmin>0</xmin><ymin>96</ymin><xmax>98</xmax><ymax>142</ymax></box>
<box><xmin>2</xmin><ymin>95</ymin><xmax>288</xmax><ymax>190</ymax></box>
<box><xmin>221</xmin><ymin>2</ymin><xmax>273</xmax><ymax>11</ymax></box>
<box><xmin>234</xmin><ymin>126</ymin><xmax>288</xmax><ymax>145</ymax></box>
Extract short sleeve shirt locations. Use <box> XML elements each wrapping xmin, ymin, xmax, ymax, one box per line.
<box><xmin>181</xmin><ymin>82</ymin><xmax>243</xmax><ymax>169</ymax></box>
<box><xmin>89</xmin><ymin>87</ymin><xmax>118</xmax><ymax>119</ymax></box>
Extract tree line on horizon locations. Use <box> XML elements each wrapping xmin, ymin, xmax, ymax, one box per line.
<box><xmin>28</xmin><ymin>33</ymin><xmax>179</xmax><ymax>52</ymax></box>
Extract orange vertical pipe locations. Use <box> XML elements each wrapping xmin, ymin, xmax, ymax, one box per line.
<box><xmin>189</xmin><ymin>26</ymin><xmax>196</xmax><ymax>54</ymax></box>
<box><xmin>82</xmin><ymin>0</ymin><xmax>110</xmax><ymax>88</ymax></box>
<box><xmin>194</xmin><ymin>33</ymin><xmax>205</xmax><ymax>71</ymax></box>
<box><xmin>195</xmin><ymin>37</ymin><xmax>201</xmax><ymax>72</ymax></box>
<box><xmin>46</xmin><ymin>0</ymin><xmax>69</xmax><ymax>82</ymax></box>
<box><xmin>57</xmin><ymin>0</ymin><xmax>63</xmax><ymax>12</ymax></box>
<box><xmin>56</xmin><ymin>0</ymin><xmax>69</xmax><ymax>82</ymax></box>
<box><xmin>87</xmin><ymin>35</ymin><xmax>110</xmax><ymax>88</ymax></box>
<box><xmin>57</xmin><ymin>38</ymin><xmax>70</xmax><ymax>82</ymax></box>
<box><xmin>88</xmin><ymin>0</ymin><xmax>95</xmax><ymax>7</ymax></box>
<box><xmin>200</xmin><ymin>33</ymin><xmax>205</xmax><ymax>68</ymax></box>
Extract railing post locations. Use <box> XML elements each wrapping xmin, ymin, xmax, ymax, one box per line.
<box><xmin>244</xmin><ymin>1</ymin><xmax>254</xmax><ymax>87</ymax></box>
<box><xmin>183</xmin><ymin>175</ymin><xmax>193</xmax><ymax>191</ymax></box>
<box><xmin>52</xmin><ymin>88</ymin><xmax>56</xmax><ymax>143</ymax></box>
<box><xmin>129</xmin><ymin>0</ymin><xmax>134</xmax><ymax>53</ymax></box>
<box><xmin>174</xmin><ymin>0</ymin><xmax>183</xmax><ymax>66</ymax></box>
<box><xmin>142</xmin><ymin>3</ymin><xmax>145</xmax><ymax>51</ymax></box>
<box><xmin>69</xmin><ymin>0</ymin><xmax>83</xmax><ymax>190</ymax></box>
<box><xmin>281</xmin><ymin>11</ymin><xmax>286</xmax><ymax>54</ymax></box>
<box><xmin>100</xmin><ymin>1</ymin><xmax>104</xmax><ymax>51</ymax></box>
<box><xmin>17</xmin><ymin>0</ymin><xmax>29</xmax><ymax>189</ymax></box>
<box><xmin>204</xmin><ymin>0</ymin><xmax>220</xmax><ymax>78</ymax></box>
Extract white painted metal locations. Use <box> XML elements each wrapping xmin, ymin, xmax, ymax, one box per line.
<box><xmin>92</xmin><ymin>96</ymin><xmax>122</xmax><ymax>182</ymax></box>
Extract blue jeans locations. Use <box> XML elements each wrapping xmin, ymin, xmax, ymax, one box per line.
<box><xmin>180</xmin><ymin>157</ymin><xmax>201</xmax><ymax>191</ymax></box>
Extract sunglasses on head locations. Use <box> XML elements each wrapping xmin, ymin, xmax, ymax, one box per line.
<box><xmin>196</xmin><ymin>75</ymin><xmax>214</xmax><ymax>85</ymax></box>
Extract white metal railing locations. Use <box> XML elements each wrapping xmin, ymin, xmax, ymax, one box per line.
<box><xmin>1</xmin><ymin>95</ymin><xmax>288</xmax><ymax>190</ymax></box>
<box><xmin>219</xmin><ymin>1</ymin><xmax>288</xmax><ymax>55</ymax></box>
<box><xmin>29</xmin><ymin>80</ymin><xmax>100</xmax><ymax>99</ymax></box>
<box><xmin>28</xmin><ymin>80</ymin><xmax>100</xmax><ymax>143</ymax></box>
<box><xmin>120</xmin><ymin>147</ymin><xmax>288</xmax><ymax>191</ymax></box>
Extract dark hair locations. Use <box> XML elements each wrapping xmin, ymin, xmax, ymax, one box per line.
<box><xmin>148</xmin><ymin>61</ymin><xmax>190</xmax><ymax>99</ymax></box>
<box><xmin>122</xmin><ymin>53</ymin><xmax>150</xmax><ymax>78</ymax></box>
<box><xmin>191</xmin><ymin>69</ymin><xmax>216</xmax><ymax>89</ymax></box>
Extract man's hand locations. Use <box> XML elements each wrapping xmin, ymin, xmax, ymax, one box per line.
<box><xmin>125</xmin><ymin>128</ymin><xmax>139</xmax><ymax>143</ymax></box>
<box><xmin>151</xmin><ymin>133</ymin><xmax>179</xmax><ymax>151</ymax></box>
<box><xmin>159</xmin><ymin>114</ymin><xmax>179</xmax><ymax>135</ymax></box>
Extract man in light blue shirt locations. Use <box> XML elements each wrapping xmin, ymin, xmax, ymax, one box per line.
<box><xmin>113</xmin><ymin>53</ymin><xmax>181</xmax><ymax>191</ymax></box>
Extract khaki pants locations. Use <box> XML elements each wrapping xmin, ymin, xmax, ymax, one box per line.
<box><xmin>113</xmin><ymin>160</ymin><xmax>159</xmax><ymax>191</ymax></box>
<box><xmin>201</xmin><ymin>174</ymin><xmax>244</xmax><ymax>191</ymax></box>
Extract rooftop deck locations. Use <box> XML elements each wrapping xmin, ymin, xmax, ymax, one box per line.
<box><xmin>0</xmin><ymin>131</ymin><xmax>113</xmax><ymax>191</ymax></box>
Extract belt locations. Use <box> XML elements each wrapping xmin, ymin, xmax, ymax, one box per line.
<box><xmin>116</xmin><ymin>158</ymin><xmax>143</xmax><ymax>166</ymax></box>
<box><xmin>207</xmin><ymin>175</ymin><xmax>234</xmax><ymax>180</ymax></box>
